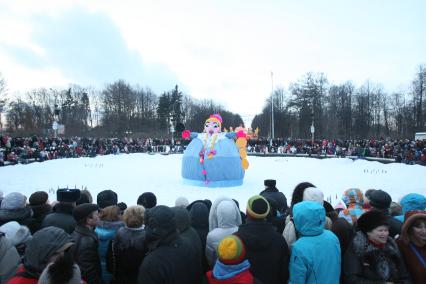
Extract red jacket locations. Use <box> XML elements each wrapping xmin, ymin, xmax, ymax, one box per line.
<box><xmin>206</xmin><ymin>269</ymin><xmax>256</xmax><ymax>284</ymax></box>
<box><xmin>7</xmin><ymin>266</ymin><xmax>38</xmax><ymax>284</ymax></box>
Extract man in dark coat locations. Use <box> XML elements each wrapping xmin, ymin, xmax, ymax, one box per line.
<box><xmin>26</xmin><ymin>191</ymin><xmax>52</xmax><ymax>234</ymax></box>
<box><xmin>138</xmin><ymin>205</ymin><xmax>201</xmax><ymax>283</ymax></box>
<box><xmin>236</xmin><ymin>195</ymin><xmax>290</xmax><ymax>284</ymax></box>
<box><xmin>71</xmin><ymin>203</ymin><xmax>102</xmax><ymax>284</ymax></box>
<box><xmin>260</xmin><ymin>179</ymin><xmax>288</xmax><ymax>233</ymax></box>
<box><xmin>172</xmin><ymin>206</ymin><xmax>204</xmax><ymax>283</ymax></box>
<box><xmin>42</xmin><ymin>188</ymin><xmax>80</xmax><ymax>234</ymax></box>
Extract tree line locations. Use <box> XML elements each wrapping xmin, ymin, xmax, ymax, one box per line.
<box><xmin>0</xmin><ymin>64</ymin><xmax>425</xmax><ymax>139</ymax></box>
<box><xmin>252</xmin><ymin>65</ymin><xmax>426</xmax><ymax>140</ymax></box>
<box><xmin>0</xmin><ymin>75</ymin><xmax>243</xmax><ymax>138</ymax></box>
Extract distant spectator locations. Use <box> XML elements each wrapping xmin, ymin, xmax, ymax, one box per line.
<box><xmin>137</xmin><ymin>192</ymin><xmax>157</xmax><ymax>209</ymax></box>
<box><xmin>0</xmin><ymin>192</ymin><xmax>31</xmax><ymax>226</ymax></box>
<box><xmin>42</xmin><ymin>188</ymin><xmax>80</xmax><ymax>234</ymax></box>
<box><xmin>26</xmin><ymin>191</ymin><xmax>52</xmax><ymax>234</ymax></box>
<box><xmin>395</xmin><ymin>193</ymin><xmax>426</xmax><ymax>222</ymax></box>
<box><xmin>72</xmin><ymin>203</ymin><xmax>102</xmax><ymax>284</ymax></box>
<box><xmin>397</xmin><ymin>210</ymin><xmax>426</xmax><ymax>283</ymax></box>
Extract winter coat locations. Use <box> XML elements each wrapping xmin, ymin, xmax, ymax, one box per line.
<box><xmin>138</xmin><ymin>206</ymin><xmax>202</xmax><ymax>284</ymax></box>
<box><xmin>397</xmin><ymin>212</ymin><xmax>426</xmax><ymax>284</ymax></box>
<box><xmin>95</xmin><ymin>220</ymin><xmax>124</xmax><ymax>283</ymax></box>
<box><xmin>107</xmin><ymin>226</ymin><xmax>146</xmax><ymax>284</ymax></box>
<box><xmin>260</xmin><ymin>187</ymin><xmax>288</xmax><ymax>233</ymax></box>
<box><xmin>6</xmin><ymin>265</ymin><xmax>38</xmax><ymax>284</ymax></box>
<box><xmin>189</xmin><ymin>201</ymin><xmax>210</xmax><ymax>273</ymax></box>
<box><xmin>236</xmin><ymin>220</ymin><xmax>289</xmax><ymax>284</ymax></box>
<box><xmin>173</xmin><ymin>206</ymin><xmax>205</xmax><ymax>283</ymax></box>
<box><xmin>0</xmin><ymin>233</ymin><xmax>20</xmax><ymax>283</ymax></box>
<box><xmin>206</xmin><ymin>198</ymin><xmax>241</xmax><ymax>268</ymax></box>
<box><xmin>25</xmin><ymin>203</ymin><xmax>51</xmax><ymax>234</ymax></box>
<box><xmin>41</xmin><ymin>203</ymin><xmax>76</xmax><ymax>234</ymax></box>
<box><xmin>385</xmin><ymin>214</ymin><xmax>403</xmax><ymax>238</ymax></box>
<box><xmin>71</xmin><ymin>225</ymin><xmax>102</xmax><ymax>284</ymax></box>
<box><xmin>38</xmin><ymin>263</ymin><xmax>87</xmax><ymax>284</ymax></box>
<box><xmin>395</xmin><ymin>193</ymin><xmax>426</xmax><ymax>222</ymax></box>
<box><xmin>0</xmin><ymin>206</ymin><xmax>32</xmax><ymax>227</ymax></box>
<box><xmin>338</xmin><ymin>205</ymin><xmax>366</xmax><ymax>225</ymax></box>
<box><xmin>344</xmin><ymin>231</ymin><xmax>411</xmax><ymax>283</ymax></box>
<box><xmin>206</xmin><ymin>259</ymin><xmax>263</xmax><ymax>284</ymax></box>
<box><xmin>289</xmin><ymin>201</ymin><xmax>341</xmax><ymax>284</ymax></box>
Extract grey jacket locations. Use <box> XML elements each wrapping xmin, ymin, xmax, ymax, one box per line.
<box><xmin>206</xmin><ymin>197</ymin><xmax>242</xmax><ymax>267</ymax></box>
<box><xmin>0</xmin><ymin>233</ymin><xmax>20</xmax><ymax>283</ymax></box>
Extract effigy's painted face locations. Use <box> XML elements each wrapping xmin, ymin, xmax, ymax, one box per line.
<box><xmin>204</xmin><ymin>121</ymin><xmax>221</xmax><ymax>135</ymax></box>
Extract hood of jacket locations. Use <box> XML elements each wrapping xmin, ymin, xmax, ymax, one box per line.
<box><xmin>189</xmin><ymin>201</ymin><xmax>209</xmax><ymax>230</ymax></box>
<box><xmin>173</xmin><ymin>206</ymin><xmax>191</xmax><ymax>232</ymax></box>
<box><xmin>209</xmin><ymin>197</ymin><xmax>241</xmax><ymax>231</ymax></box>
<box><xmin>293</xmin><ymin>201</ymin><xmax>325</xmax><ymax>236</ymax></box>
<box><xmin>401</xmin><ymin>193</ymin><xmax>426</xmax><ymax>215</ymax></box>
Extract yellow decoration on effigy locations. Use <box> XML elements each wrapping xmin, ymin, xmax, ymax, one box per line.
<box><xmin>239</xmin><ymin>148</ymin><xmax>247</xmax><ymax>158</ymax></box>
<box><xmin>236</xmin><ymin>137</ymin><xmax>247</xmax><ymax>148</ymax></box>
<box><xmin>241</xmin><ymin>158</ymin><xmax>249</xmax><ymax>170</ymax></box>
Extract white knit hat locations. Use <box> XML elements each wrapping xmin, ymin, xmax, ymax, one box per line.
<box><xmin>302</xmin><ymin>187</ymin><xmax>324</xmax><ymax>205</ymax></box>
<box><xmin>0</xmin><ymin>221</ymin><xmax>32</xmax><ymax>246</ymax></box>
<box><xmin>175</xmin><ymin>196</ymin><xmax>189</xmax><ymax>207</ymax></box>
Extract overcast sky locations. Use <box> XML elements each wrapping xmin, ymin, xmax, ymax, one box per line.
<box><xmin>1</xmin><ymin>0</ymin><xmax>425</xmax><ymax>123</ymax></box>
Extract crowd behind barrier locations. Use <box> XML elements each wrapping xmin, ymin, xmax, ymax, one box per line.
<box><xmin>1</xmin><ymin>135</ymin><xmax>426</xmax><ymax>166</ymax></box>
<box><xmin>1</xmin><ymin>182</ymin><xmax>426</xmax><ymax>283</ymax></box>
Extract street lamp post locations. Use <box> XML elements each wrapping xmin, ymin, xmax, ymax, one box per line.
<box><xmin>270</xmin><ymin>71</ymin><xmax>275</xmax><ymax>146</ymax></box>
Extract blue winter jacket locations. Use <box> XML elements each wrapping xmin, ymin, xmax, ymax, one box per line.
<box><xmin>394</xmin><ymin>193</ymin><xmax>426</xmax><ymax>222</ymax></box>
<box><xmin>95</xmin><ymin>220</ymin><xmax>125</xmax><ymax>283</ymax></box>
<box><xmin>290</xmin><ymin>201</ymin><xmax>341</xmax><ymax>284</ymax></box>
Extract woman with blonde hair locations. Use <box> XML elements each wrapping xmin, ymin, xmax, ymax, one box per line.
<box><xmin>107</xmin><ymin>205</ymin><xmax>146</xmax><ymax>284</ymax></box>
<box><xmin>95</xmin><ymin>205</ymin><xmax>125</xmax><ymax>283</ymax></box>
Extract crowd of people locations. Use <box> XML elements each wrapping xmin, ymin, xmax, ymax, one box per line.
<box><xmin>248</xmin><ymin>138</ymin><xmax>426</xmax><ymax>165</ymax></box>
<box><xmin>1</xmin><ymin>181</ymin><xmax>426</xmax><ymax>283</ymax></box>
<box><xmin>1</xmin><ymin>135</ymin><xmax>426</xmax><ymax>166</ymax></box>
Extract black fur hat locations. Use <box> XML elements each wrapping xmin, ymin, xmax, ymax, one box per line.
<box><xmin>57</xmin><ymin>188</ymin><xmax>81</xmax><ymax>203</ymax></box>
<box><xmin>137</xmin><ymin>192</ymin><xmax>157</xmax><ymax>209</ymax></box>
<box><xmin>356</xmin><ymin>210</ymin><xmax>388</xmax><ymax>233</ymax></box>
<box><xmin>264</xmin><ymin>179</ymin><xmax>277</xmax><ymax>188</ymax></box>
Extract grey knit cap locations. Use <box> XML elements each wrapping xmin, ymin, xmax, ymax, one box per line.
<box><xmin>1</xmin><ymin>192</ymin><xmax>26</xmax><ymax>210</ymax></box>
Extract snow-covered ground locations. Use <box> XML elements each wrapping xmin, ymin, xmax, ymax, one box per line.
<box><xmin>1</xmin><ymin>154</ymin><xmax>425</xmax><ymax>210</ymax></box>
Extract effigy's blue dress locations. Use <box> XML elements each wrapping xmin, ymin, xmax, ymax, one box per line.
<box><xmin>182</xmin><ymin>133</ymin><xmax>245</xmax><ymax>187</ymax></box>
